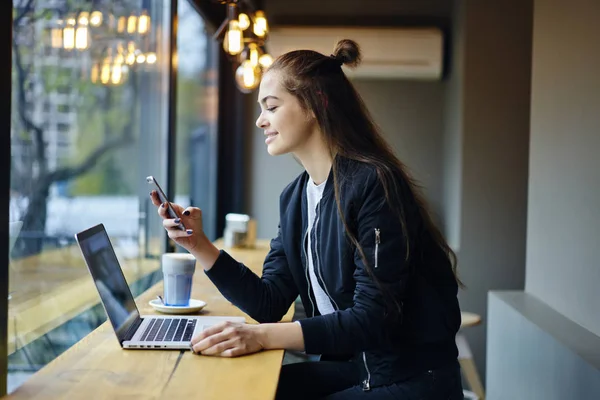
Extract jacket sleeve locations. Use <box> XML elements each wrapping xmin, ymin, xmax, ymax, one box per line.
<box><xmin>204</xmin><ymin>225</ymin><xmax>299</xmax><ymax>323</ymax></box>
<box><xmin>298</xmin><ymin>172</ymin><xmax>412</xmax><ymax>354</ymax></box>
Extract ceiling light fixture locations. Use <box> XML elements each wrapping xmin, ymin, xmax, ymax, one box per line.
<box><xmin>51</xmin><ymin>8</ymin><xmax>156</xmax><ymax>86</ymax></box>
<box><xmin>213</xmin><ymin>1</ymin><xmax>273</xmax><ymax>93</ymax></box>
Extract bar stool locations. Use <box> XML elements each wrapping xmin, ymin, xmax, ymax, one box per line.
<box><xmin>458</xmin><ymin>311</ymin><xmax>485</xmax><ymax>400</ymax></box>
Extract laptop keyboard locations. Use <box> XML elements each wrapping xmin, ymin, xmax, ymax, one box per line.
<box><xmin>140</xmin><ymin>318</ymin><xmax>197</xmax><ymax>342</ymax></box>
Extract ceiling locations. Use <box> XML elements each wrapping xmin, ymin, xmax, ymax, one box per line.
<box><xmin>264</xmin><ymin>0</ymin><xmax>454</xmax><ymax>24</ymax></box>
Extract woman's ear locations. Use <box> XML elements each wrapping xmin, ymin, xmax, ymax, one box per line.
<box><xmin>304</xmin><ymin>105</ymin><xmax>317</xmax><ymax>122</ymax></box>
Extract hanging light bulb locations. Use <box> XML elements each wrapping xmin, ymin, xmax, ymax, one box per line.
<box><xmin>224</xmin><ymin>20</ymin><xmax>243</xmax><ymax>55</ymax></box>
<box><xmin>127</xmin><ymin>15</ymin><xmax>137</xmax><ymax>33</ymax></box>
<box><xmin>235</xmin><ymin>60</ymin><xmax>261</xmax><ymax>93</ymax></box>
<box><xmin>111</xmin><ymin>63</ymin><xmax>122</xmax><ymax>85</ymax></box>
<box><xmin>126</xmin><ymin>53</ymin><xmax>136</xmax><ymax>65</ymax></box>
<box><xmin>90</xmin><ymin>11</ymin><xmax>103</xmax><ymax>27</ymax></box>
<box><xmin>253</xmin><ymin>10</ymin><xmax>268</xmax><ymax>37</ymax></box>
<box><xmin>238</xmin><ymin>13</ymin><xmax>250</xmax><ymax>30</ymax></box>
<box><xmin>136</xmin><ymin>54</ymin><xmax>146</xmax><ymax>64</ymax></box>
<box><xmin>90</xmin><ymin>63</ymin><xmax>99</xmax><ymax>83</ymax></box>
<box><xmin>78</xmin><ymin>12</ymin><xmax>89</xmax><ymax>26</ymax></box>
<box><xmin>259</xmin><ymin>53</ymin><xmax>274</xmax><ymax>68</ymax></box>
<box><xmin>75</xmin><ymin>26</ymin><xmax>88</xmax><ymax>50</ymax></box>
<box><xmin>126</xmin><ymin>42</ymin><xmax>136</xmax><ymax>65</ymax></box>
<box><xmin>63</xmin><ymin>18</ymin><xmax>75</xmax><ymax>50</ymax></box>
<box><xmin>117</xmin><ymin>16</ymin><xmax>126</xmax><ymax>33</ymax></box>
<box><xmin>145</xmin><ymin>52</ymin><xmax>157</xmax><ymax>64</ymax></box>
<box><xmin>248</xmin><ymin>43</ymin><xmax>260</xmax><ymax>67</ymax></box>
<box><xmin>100</xmin><ymin>60</ymin><xmax>111</xmax><ymax>84</ymax></box>
<box><xmin>138</xmin><ymin>11</ymin><xmax>150</xmax><ymax>34</ymax></box>
<box><xmin>51</xmin><ymin>28</ymin><xmax>62</xmax><ymax>48</ymax></box>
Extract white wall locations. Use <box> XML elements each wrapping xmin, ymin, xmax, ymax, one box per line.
<box><xmin>353</xmin><ymin>80</ymin><xmax>445</xmax><ymax>225</ymax></box>
<box><xmin>445</xmin><ymin>0</ymin><xmax>532</xmax><ymax>381</ymax></box>
<box><xmin>525</xmin><ymin>0</ymin><xmax>600</xmax><ymax>336</ymax></box>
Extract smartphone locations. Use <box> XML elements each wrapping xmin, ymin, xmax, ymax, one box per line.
<box><xmin>146</xmin><ymin>176</ymin><xmax>185</xmax><ymax>230</ymax></box>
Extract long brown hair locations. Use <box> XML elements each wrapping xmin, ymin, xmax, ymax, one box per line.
<box><xmin>268</xmin><ymin>40</ymin><xmax>463</xmax><ymax>310</ymax></box>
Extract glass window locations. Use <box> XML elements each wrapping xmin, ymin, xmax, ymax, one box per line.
<box><xmin>175</xmin><ymin>0</ymin><xmax>219</xmax><ymax>241</ymax></box>
<box><xmin>8</xmin><ymin>0</ymin><xmax>175</xmax><ymax>392</ymax></box>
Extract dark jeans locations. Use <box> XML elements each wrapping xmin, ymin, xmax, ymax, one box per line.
<box><xmin>276</xmin><ymin>359</ymin><xmax>463</xmax><ymax>399</ymax></box>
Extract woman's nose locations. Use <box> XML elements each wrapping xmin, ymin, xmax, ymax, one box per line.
<box><xmin>256</xmin><ymin>113</ymin><xmax>268</xmax><ymax>129</ymax></box>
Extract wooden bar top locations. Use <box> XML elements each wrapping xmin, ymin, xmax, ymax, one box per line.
<box><xmin>5</xmin><ymin>240</ymin><xmax>293</xmax><ymax>400</ymax></box>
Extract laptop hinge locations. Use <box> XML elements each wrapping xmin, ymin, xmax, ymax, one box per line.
<box><xmin>122</xmin><ymin>317</ymin><xmax>143</xmax><ymax>343</ymax></box>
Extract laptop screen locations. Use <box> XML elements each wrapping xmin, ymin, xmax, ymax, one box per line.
<box><xmin>76</xmin><ymin>224</ymin><xmax>140</xmax><ymax>343</ymax></box>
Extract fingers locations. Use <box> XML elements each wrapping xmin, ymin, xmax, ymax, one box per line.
<box><xmin>189</xmin><ymin>322</ymin><xmax>257</xmax><ymax>358</ymax></box>
<box><xmin>196</xmin><ymin>338</ymin><xmax>240</xmax><ymax>357</ymax></box>
<box><xmin>151</xmin><ymin>197</ymin><xmax>200</xmax><ymax>223</ymax></box>
<box><xmin>149</xmin><ymin>192</ymin><xmax>186</xmax><ymax>217</ymax></box>
<box><xmin>192</xmin><ymin>322</ymin><xmax>229</xmax><ymax>345</ymax></box>
<box><xmin>219</xmin><ymin>347</ymin><xmax>246</xmax><ymax>358</ymax></box>
<box><xmin>191</xmin><ymin>328</ymin><xmax>232</xmax><ymax>354</ymax></box>
<box><xmin>162</xmin><ymin>217</ymin><xmax>183</xmax><ymax>230</ymax></box>
<box><xmin>181</xmin><ymin>207</ymin><xmax>202</xmax><ymax>220</ymax></box>
<box><xmin>167</xmin><ymin>228</ymin><xmax>193</xmax><ymax>240</ymax></box>
<box><xmin>149</xmin><ymin>191</ymin><xmax>161</xmax><ymax>207</ymax></box>
<box><xmin>157</xmin><ymin>202</ymin><xmax>172</xmax><ymax>219</ymax></box>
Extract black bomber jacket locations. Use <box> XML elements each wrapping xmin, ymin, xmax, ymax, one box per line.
<box><xmin>206</xmin><ymin>157</ymin><xmax>461</xmax><ymax>389</ymax></box>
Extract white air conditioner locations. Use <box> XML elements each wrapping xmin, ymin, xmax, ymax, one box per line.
<box><xmin>266</xmin><ymin>27</ymin><xmax>444</xmax><ymax>80</ymax></box>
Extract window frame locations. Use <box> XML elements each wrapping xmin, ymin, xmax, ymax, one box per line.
<box><xmin>1</xmin><ymin>1</ymin><xmax>13</xmax><ymax>396</ymax></box>
<box><xmin>164</xmin><ymin>0</ymin><xmax>179</xmax><ymax>252</ymax></box>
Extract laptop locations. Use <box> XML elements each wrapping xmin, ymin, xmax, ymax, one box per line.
<box><xmin>75</xmin><ymin>223</ymin><xmax>244</xmax><ymax>350</ymax></box>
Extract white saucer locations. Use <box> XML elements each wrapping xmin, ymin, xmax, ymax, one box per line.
<box><xmin>149</xmin><ymin>299</ymin><xmax>207</xmax><ymax>315</ymax></box>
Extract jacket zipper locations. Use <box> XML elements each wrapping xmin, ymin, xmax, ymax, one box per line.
<box><xmin>315</xmin><ymin>201</ymin><xmax>339</xmax><ymax>310</ymax></box>
<box><xmin>360</xmin><ymin>229</ymin><xmax>380</xmax><ymax>390</ymax></box>
<box><xmin>302</xmin><ymin>229</ymin><xmax>316</xmax><ymax>317</ymax></box>
<box><xmin>374</xmin><ymin>228</ymin><xmax>380</xmax><ymax>268</ymax></box>
<box><xmin>361</xmin><ymin>352</ymin><xmax>371</xmax><ymax>391</ymax></box>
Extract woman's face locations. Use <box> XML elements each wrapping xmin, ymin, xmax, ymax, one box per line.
<box><xmin>255</xmin><ymin>71</ymin><xmax>317</xmax><ymax>156</ymax></box>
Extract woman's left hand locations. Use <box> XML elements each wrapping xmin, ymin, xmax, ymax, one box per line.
<box><xmin>191</xmin><ymin>321</ymin><xmax>265</xmax><ymax>357</ymax></box>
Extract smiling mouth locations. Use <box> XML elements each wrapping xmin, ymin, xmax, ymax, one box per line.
<box><xmin>265</xmin><ymin>132</ymin><xmax>278</xmax><ymax>144</ymax></box>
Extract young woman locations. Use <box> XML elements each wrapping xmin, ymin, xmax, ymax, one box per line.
<box><xmin>150</xmin><ymin>39</ymin><xmax>464</xmax><ymax>399</ymax></box>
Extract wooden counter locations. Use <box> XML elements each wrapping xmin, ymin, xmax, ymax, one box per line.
<box><xmin>5</xmin><ymin>240</ymin><xmax>293</xmax><ymax>400</ymax></box>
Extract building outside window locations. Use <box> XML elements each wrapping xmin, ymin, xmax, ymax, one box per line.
<box><xmin>7</xmin><ymin>0</ymin><xmax>217</xmax><ymax>393</ymax></box>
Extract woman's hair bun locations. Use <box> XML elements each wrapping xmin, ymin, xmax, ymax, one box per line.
<box><xmin>332</xmin><ymin>39</ymin><xmax>362</xmax><ymax>69</ymax></box>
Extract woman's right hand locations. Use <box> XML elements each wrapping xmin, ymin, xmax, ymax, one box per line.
<box><xmin>149</xmin><ymin>190</ymin><xmax>204</xmax><ymax>253</ymax></box>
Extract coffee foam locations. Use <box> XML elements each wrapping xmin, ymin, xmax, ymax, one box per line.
<box><xmin>163</xmin><ymin>253</ymin><xmax>196</xmax><ymax>261</ymax></box>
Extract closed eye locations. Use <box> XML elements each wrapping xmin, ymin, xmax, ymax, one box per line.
<box><xmin>266</xmin><ymin>106</ymin><xmax>278</xmax><ymax>112</ymax></box>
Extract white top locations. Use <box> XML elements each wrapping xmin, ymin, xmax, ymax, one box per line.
<box><xmin>306</xmin><ymin>178</ymin><xmax>336</xmax><ymax>316</ymax></box>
